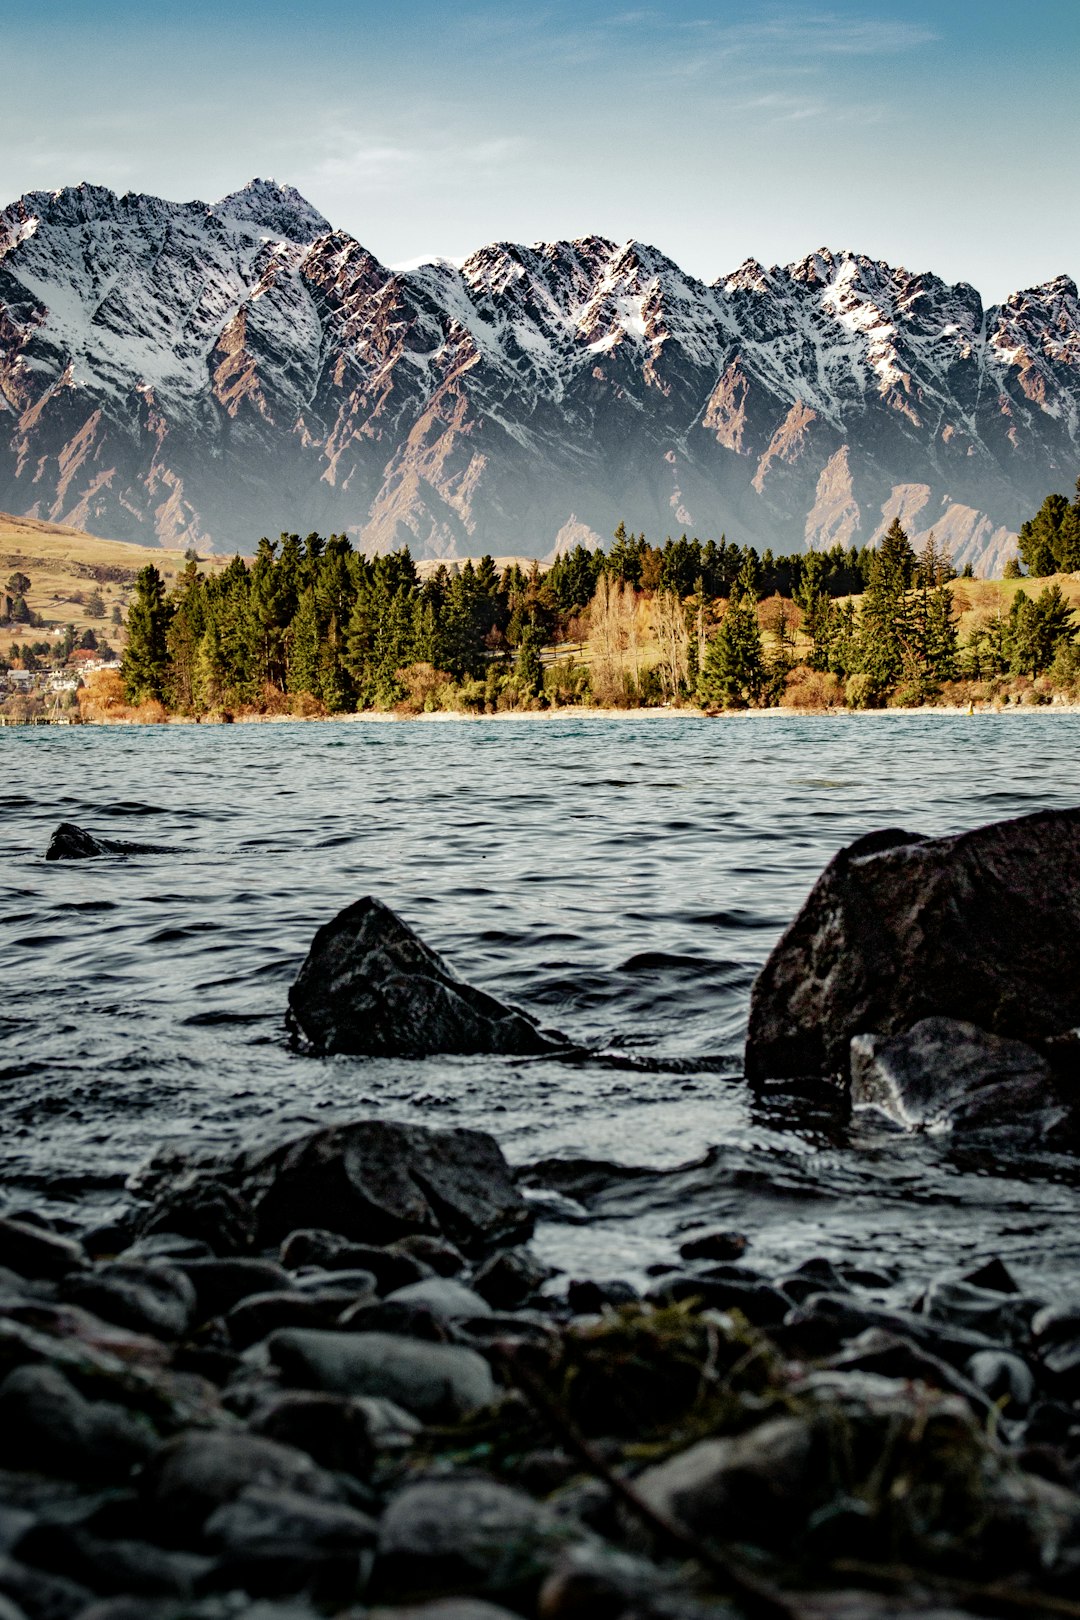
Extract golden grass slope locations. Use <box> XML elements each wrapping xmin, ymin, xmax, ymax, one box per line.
<box><xmin>0</xmin><ymin>512</ymin><xmax>229</xmax><ymax>652</ymax></box>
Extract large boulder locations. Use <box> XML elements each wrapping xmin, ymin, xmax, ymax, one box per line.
<box><xmin>745</xmin><ymin>811</ymin><xmax>1080</xmax><ymax>1083</ymax></box>
<box><xmin>286</xmin><ymin>896</ymin><xmax>560</xmax><ymax>1057</ymax></box>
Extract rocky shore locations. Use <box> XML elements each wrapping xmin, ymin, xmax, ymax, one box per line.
<box><xmin>6</xmin><ymin>809</ymin><xmax>1080</xmax><ymax>1620</ymax></box>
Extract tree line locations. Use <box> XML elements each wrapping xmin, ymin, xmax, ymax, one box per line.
<box><xmin>119</xmin><ymin>514</ymin><xmax>1080</xmax><ymax>717</ymax></box>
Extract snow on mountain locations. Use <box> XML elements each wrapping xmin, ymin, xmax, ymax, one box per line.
<box><xmin>0</xmin><ymin>179</ymin><xmax>1077</xmax><ymax>572</ymax></box>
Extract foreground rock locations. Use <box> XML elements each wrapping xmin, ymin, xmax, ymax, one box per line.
<box><xmin>745</xmin><ymin>809</ymin><xmax>1080</xmax><ymax>1083</ymax></box>
<box><xmin>137</xmin><ymin>1117</ymin><xmax>534</xmax><ymax>1255</ymax></box>
<box><xmin>286</xmin><ymin>896</ymin><xmax>561</xmax><ymax>1057</ymax></box>
<box><xmin>268</xmin><ymin>1329</ymin><xmax>496</xmax><ymax>1421</ymax></box>
<box><xmin>45</xmin><ymin>823</ymin><xmax>172</xmax><ymax>860</ymax></box>
<box><xmin>850</xmin><ymin>1017</ymin><xmax>1070</xmax><ymax>1139</ymax></box>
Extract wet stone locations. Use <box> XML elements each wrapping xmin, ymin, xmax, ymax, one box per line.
<box><xmin>140</xmin><ymin>1431</ymin><xmax>344</xmax><ymax>1540</ymax></box>
<box><xmin>226</xmin><ymin>1289</ymin><xmax>370</xmax><ymax>1349</ymax></box>
<box><xmin>268</xmin><ymin>1329</ymin><xmax>497</xmax><ymax>1423</ymax></box>
<box><xmin>850</xmin><ymin>1017</ymin><xmax>1066</xmax><ymax>1139</ymax></box>
<box><xmin>0</xmin><ymin>1220</ymin><xmax>85</xmax><ymax>1283</ymax></box>
<box><xmin>14</xmin><ymin>1523</ymin><xmax>210</xmax><ymax>1599</ymax></box>
<box><xmin>471</xmin><ymin>1248</ymin><xmax>556</xmax><ymax>1310</ymax></box>
<box><xmin>204</xmin><ymin>1485</ymin><xmax>378</xmax><ymax>1599</ymax></box>
<box><xmin>677</xmin><ymin>1229</ymin><xmax>749</xmax><ymax>1263</ymax></box>
<box><xmin>375</xmin><ymin>1478</ymin><xmax>577</xmax><ymax>1604</ymax></box>
<box><xmin>564</xmin><ymin>1279</ymin><xmax>639</xmax><ymax>1314</ymax></box>
<box><xmin>176</xmin><ymin>1259</ymin><xmax>292</xmax><ymax>1321</ymax></box>
<box><xmin>336</xmin><ymin>1299</ymin><xmax>451</xmax><ymax>1342</ymax></box>
<box><xmin>634</xmin><ymin>1415</ymin><xmax>819</xmax><ymax>1547</ymax></box>
<box><xmin>0</xmin><ymin>1555</ymin><xmax>93</xmax><ymax>1620</ymax></box>
<box><xmin>62</xmin><ymin>1264</ymin><xmax>196</xmax><ymax>1342</ymax></box>
<box><xmin>384</xmin><ymin>1279</ymin><xmax>491</xmax><ymax>1322</ymax></box>
<box><xmin>0</xmin><ymin>1365</ymin><xmax>156</xmax><ymax>1481</ymax></box>
<box><xmin>247</xmin><ymin>1391</ymin><xmax>377</xmax><ymax>1477</ymax></box>
<box><xmin>286</xmin><ymin>895</ymin><xmax>560</xmax><ymax>1058</ymax></box>
<box><xmin>389</xmin><ymin>1236</ymin><xmax>466</xmax><ymax>1277</ymax></box>
<box><xmin>279</xmin><ymin>1231</ymin><xmax>431</xmax><ymax>1292</ymax></box>
<box><xmin>966</xmin><ymin>1350</ymin><xmax>1036</xmax><ymax>1412</ymax></box>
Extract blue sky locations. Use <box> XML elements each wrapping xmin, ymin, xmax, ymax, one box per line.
<box><xmin>2</xmin><ymin>1</ymin><xmax>1076</xmax><ymax>300</ymax></box>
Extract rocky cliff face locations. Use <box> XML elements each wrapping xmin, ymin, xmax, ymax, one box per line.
<box><xmin>1</xmin><ymin>178</ymin><xmax>1077</xmax><ymax>571</ymax></box>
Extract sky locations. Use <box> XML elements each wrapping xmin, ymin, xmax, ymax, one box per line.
<box><xmin>1</xmin><ymin>0</ymin><xmax>1076</xmax><ymax>302</ymax></box>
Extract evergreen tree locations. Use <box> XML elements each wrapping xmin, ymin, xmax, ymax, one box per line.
<box><xmin>697</xmin><ymin>570</ymin><xmax>765</xmax><ymax>707</ymax></box>
<box><xmin>123</xmin><ymin>564</ymin><xmax>172</xmax><ymax>703</ymax></box>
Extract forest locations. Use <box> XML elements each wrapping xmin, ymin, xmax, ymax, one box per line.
<box><xmin>109</xmin><ymin>499</ymin><xmax>1080</xmax><ymax>720</ymax></box>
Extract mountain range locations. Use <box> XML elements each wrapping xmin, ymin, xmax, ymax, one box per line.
<box><xmin>1</xmin><ymin>177</ymin><xmax>1078</xmax><ymax>572</ymax></box>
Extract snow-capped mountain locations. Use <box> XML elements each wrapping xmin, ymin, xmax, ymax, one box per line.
<box><xmin>1</xmin><ymin>178</ymin><xmax>1077</xmax><ymax>572</ymax></box>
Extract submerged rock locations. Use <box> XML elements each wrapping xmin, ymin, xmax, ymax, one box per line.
<box><xmin>849</xmin><ymin>1017</ymin><xmax>1069</xmax><ymax>1138</ymax></box>
<box><xmin>745</xmin><ymin>810</ymin><xmax>1080</xmax><ymax>1083</ymax></box>
<box><xmin>44</xmin><ymin>823</ymin><xmax>171</xmax><ymax>860</ymax></box>
<box><xmin>286</xmin><ymin>896</ymin><xmax>560</xmax><ymax>1057</ymax></box>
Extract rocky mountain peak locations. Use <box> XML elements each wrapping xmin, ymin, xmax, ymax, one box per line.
<box><xmin>213</xmin><ymin>178</ymin><xmax>331</xmax><ymax>243</ymax></box>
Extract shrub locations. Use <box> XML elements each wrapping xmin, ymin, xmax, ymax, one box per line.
<box><xmin>783</xmin><ymin>667</ymin><xmax>843</xmax><ymax>709</ymax></box>
<box><xmin>290</xmin><ymin>691</ymin><xmax>325</xmax><ymax>719</ymax></box>
<box><xmin>844</xmin><ymin>672</ymin><xmax>880</xmax><ymax>710</ymax></box>
<box><xmin>77</xmin><ymin>667</ymin><xmax>126</xmax><ymax>721</ymax></box>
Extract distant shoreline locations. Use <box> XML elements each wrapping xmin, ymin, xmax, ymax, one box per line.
<box><xmin>55</xmin><ymin>699</ymin><xmax>1080</xmax><ymax>728</ymax></box>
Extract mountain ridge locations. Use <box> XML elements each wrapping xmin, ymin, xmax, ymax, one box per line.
<box><xmin>0</xmin><ymin>177</ymin><xmax>1076</xmax><ymax>572</ymax></box>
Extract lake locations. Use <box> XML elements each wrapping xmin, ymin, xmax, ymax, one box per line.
<box><xmin>5</xmin><ymin>710</ymin><xmax>1080</xmax><ymax>1295</ymax></box>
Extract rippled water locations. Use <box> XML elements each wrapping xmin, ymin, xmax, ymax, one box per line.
<box><xmin>4</xmin><ymin>711</ymin><xmax>1080</xmax><ymax>1295</ymax></box>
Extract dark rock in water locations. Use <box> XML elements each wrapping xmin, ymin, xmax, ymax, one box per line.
<box><xmin>268</xmin><ymin>1329</ymin><xmax>496</xmax><ymax>1422</ymax></box>
<box><xmin>62</xmin><ymin>1263</ymin><xmax>197</xmax><ymax>1341</ymax></box>
<box><xmin>677</xmin><ymin>1228</ymin><xmax>748</xmax><ymax>1263</ymax></box>
<box><xmin>565</xmin><ymin>1278</ymin><xmax>640</xmax><ymax>1314</ymax></box>
<box><xmin>286</xmin><ymin>895</ymin><xmax>561</xmax><ymax>1057</ymax></box>
<box><xmin>0</xmin><ymin>1218</ymin><xmax>85</xmax><ymax>1281</ymax></box>
<box><xmin>242</xmin><ymin>1119</ymin><xmax>533</xmax><ymax>1253</ymax></box>
<box><xmin>919</xmin><ymin>1277</ymin><xmax>1041</xmax><ymax>1346</ymax></box>
<box><xmin>850</xmin><ymin>1017</ymin><xmax>1068</xmax><ymax>1138</ymax></box>
<box><xmin>374</xmin><ymin>1478</ymin><xmax>574</xmax><ymax>1603</ymax></box>
<box><xmin>44</xmin><ymin>823</ymin><xmax>171</xmax><ymax>861</ymax></box>
<box><xmin>0</xmin><ymin>1364</ymin><xmax>156</xmax><ymax>1480</ymax></box>
<box><xmin>963</xmin><ymin>1257</ymin><xmax>1021</xmax><ymax>1294</ymax></box>
<box><xmin>745</xmin><ymin>809</ymin><xmax>1080</xmax><ymax>1082</ymax></box>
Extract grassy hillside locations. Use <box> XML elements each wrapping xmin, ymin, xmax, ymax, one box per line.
<box><xmin>0</xmin><ymin>513</ymin><xmax>227</xmax><ymax>654</ymax></box>
<box><xmin>947</xmin><ymin>573</ymin><xmax>1080</xmax><ymax>640</ymax></box>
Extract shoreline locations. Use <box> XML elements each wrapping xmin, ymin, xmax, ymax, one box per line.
<box><xmin>61</xmin><ymin>698</ymin><xmax>1080</xmax><ymax>726</ymax></box>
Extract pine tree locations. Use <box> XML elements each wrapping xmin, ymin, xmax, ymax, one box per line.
<box><xmin>123</xmin><ymin>564</ymin><xmax>171</xmax><ymax>702</ymax></box>
<box><xmin>697</xmin><ymin>569</ymin><xmax>765</xmax><ymax>707</ymax></box>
